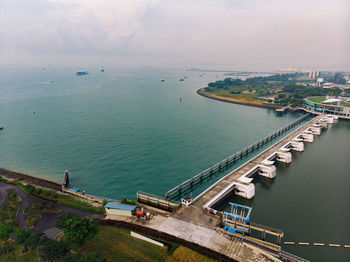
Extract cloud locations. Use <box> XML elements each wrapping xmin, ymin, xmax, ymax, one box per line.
<box><xmin>0</xmin><ymin>0</ymin><xmax>349</xmax><ymax>70</ymax></box>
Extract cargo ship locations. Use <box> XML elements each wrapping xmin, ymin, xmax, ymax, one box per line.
<box><xmin>76</xmin><ymin>70</ymin><xmax>89</xmax><ymax>76</ymax></box>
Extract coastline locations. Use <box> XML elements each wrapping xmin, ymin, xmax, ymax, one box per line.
<box><xmin>0</xmin><ymin>167</ymin><xmax>61</xmax><ymax>191</ymax></box>
<box><xmin>197</xmin><ymin>87</ymin><xmax>281</xmax><ymax>110</ymax></box>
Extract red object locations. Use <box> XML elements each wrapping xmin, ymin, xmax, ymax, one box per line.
<box><xmin>136</xmin><ymin>209</ymin><xmax>145</xmax><ymax>217</ymax></box>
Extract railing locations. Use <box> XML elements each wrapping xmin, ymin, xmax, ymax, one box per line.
<box><xmin>280</xmin><ymin>250</ymin><xmax>310</xmax><ymax>262</ymax></box>
<box><xmin>165</xmin><ymin>113</ymin><xmax>310</xmax><ymax>200</ymax></box>
<box><xmin>137</xmin><ymin>191</ymin><xmax>180</xmax><ymax>212</ymax></box>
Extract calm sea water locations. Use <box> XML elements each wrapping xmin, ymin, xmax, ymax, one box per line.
<box><xmin>216</xmin><ymin>120</ymin><xmax>350</xmax><ymax>261</ymax></box>
<box><xmin>0</xmin><ymin>65</ymin><xmax>347</xmax><ymax>260</ymax></box>
<box><xmin>0</xmin><ymin>65</ymin><xmax>303</xmax><ymax>198</ymax></box>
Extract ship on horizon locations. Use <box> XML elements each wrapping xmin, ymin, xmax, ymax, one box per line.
<box><xmin>76</xmin><ymin>70</ymin><xmax>89</xmax><ymax>76</ymax></box>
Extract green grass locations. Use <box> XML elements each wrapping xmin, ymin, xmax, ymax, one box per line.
<box><xmin>0</xmin><ymin>203</ymin><xmax>20</xmax><ymax>225</ymax></box>
<box><xmin>6</xmin><ymin>189</ymin><xmax>21</xmax><ymax>203</ymax></box>
<box><xmin>79</xmin><ymin>225</ymin><xmax>214</xmax><ymax>262</ymax></box>
<box><xmin>0</xmin><ymin>176</ymin><xmax>8</xmax><ymax>182</ymax></box>
<box><xmin>0</xmin><ymin>240</ymin><xmax>38</xmax><ymax>262</ymax></box>
<box><xmin>308</xmin><ymin>96</ymin><xmax>326</xmax><ymax>103</ymax></box>
<box><xmin>341</xmin><ymin>101</ymin><xmax>350</xmax><ymax>107</ymax></box>
<box><xmin>16</xmin><ymin>183</ymin><xmax>104</xmax><ymax>214</ymax></box>
<box><xmin>26</xmin><ymin>214</ymin><xmax>41</xmax><ymax>229</ymax></box>
<box><xmin>23</xmin><ymin>203</ymin><xmax>60</xmax><ymax>214</ymax></box>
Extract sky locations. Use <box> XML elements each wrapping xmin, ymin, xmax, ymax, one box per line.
<box><xmin>0</xmin><ymin>0</ymin><xmax>349</xmax><ymax>71</ymax></box>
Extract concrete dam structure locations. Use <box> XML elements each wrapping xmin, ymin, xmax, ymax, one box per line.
<box><xmin>197</xmin><ymin>114</ymin><xmax>334</xmax><ymax>212</ymax></box>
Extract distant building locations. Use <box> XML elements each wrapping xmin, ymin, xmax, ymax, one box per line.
<box><xmin>104</xmin><ymin>202</ymin><xmax>136</xmax><ymax>217</ymax></box>
<box><xmin>323</xmin><ymin>82</ymin><xmax>332</xmax><ymax>88</ymax></box>
<box><xmin>308</xmin><ymin>71</ymin><xmax>320</xmax><ymax>79</ymax></box>
<box><xmin>304</xmin><ymin>97</ymin><xmax>350</xmax><ymax>117</ymax></box>
<box><xmin>316</xmin><ymin>78</ymin><xmax>324</xmax><ymax>86</ymax></box>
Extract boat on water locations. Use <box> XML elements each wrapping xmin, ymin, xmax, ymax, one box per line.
<box><xmin>0</xmin><ymin>126</ymin><xmax>4</xmax><ymax>130</ymax></box>
<box><xmin>76</xmin><ymin>70</ymin><xmax>89</xmax><ymax>76</ymax></box>
<box><xmin>161</xmin><ymin>79</ymin><xmax>165</xmax><ymax>82</ymax></box>
<box><xmin>179</xmin><ymin>78</ymin><xmax>184</xmax><ymax>81</ymax></box>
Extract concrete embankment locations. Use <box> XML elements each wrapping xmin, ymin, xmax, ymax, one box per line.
<box><xmin>197</xmin><ymin>88</ymin><xmax>281</xmax><ymax>110</ymax></box>
<box><xmin>0</xmin><ymin>168</ymin><xmax>61</xmax><ymax>191</ymax></box>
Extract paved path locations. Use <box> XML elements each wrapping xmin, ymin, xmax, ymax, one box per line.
<box><xmin>0</xmin><ymin>181</ymin><xmax>104</xmax><ymax>238</ymax></box>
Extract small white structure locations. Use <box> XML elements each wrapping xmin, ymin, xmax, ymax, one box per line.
<box><xmin>293</xmin><ymin>133</ymin><xmax>314</xmax><ymax>143</ymax></box>
<box><xmin>258</xmin><ymin>164</ymin><xmax>276</xmax><ymax>179</ymax></box>
<box><xmin>323</xmin><ymin>98</ymin><xmax>342</xmax><ymax>105</ymax></box>
<box><xmin>280</xmin><ymin>141</ymin><xmax>304</xmax><ymax>152</ymax></box>
<box><xmin>131</xmin><ymin>231</ymin><xmax>164</xmax><ymax>247</ymax></box>
<box><xmin>104</xmin><ymin>202</ymin><xmax>136</xmax><ymax>217</ymax></box>
<box><xmin>181</xmin><ymin>196</ymin><xmax>193</xmax><ymax>206</ymax></box>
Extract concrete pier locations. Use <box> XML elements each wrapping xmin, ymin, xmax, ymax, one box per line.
<box><xmin>193</xmin><ymin>115</ymin><xmax>326</xmax><ymax>210</ymax></box>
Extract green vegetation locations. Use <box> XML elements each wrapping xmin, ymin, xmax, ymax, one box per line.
<box><xmin>0</xmin><ymin>203</ymin><xmax>19</xmax><ymax>224</ymax></box>
<box><xmin>26</xmin><ymin>214</ymin><xmax>41</xmax><ymax>229</ymax></box>
<box><xmin>0</xmin><ymin>225</ymin><xmax>13</xmax><ymax>240</ymax></box>
<box><xmin>81</xmin><ymin>225</ymin><xmax>214</xmax><ymax>262</ymax></box>
<box><xmin>341</xmin><ymin>101</ymin><xmax>350</xmax><ymax>107</ymax></box>
<box><xmin>120</xmin><ymin>198</ymin><xmax>138</xmax><ymax>205</ymax></box>
<box><xmin>308</xmin><ymin>96</ymin><xmax>326</xmax><ymax>103</ymax></box>
<box><xmin>0</xmin><ymin>182</ymin><xmax>214</xmax><ymax>262</ymax></box>
<box><xmin>6</xmin><ymin>189</ymin><xmax>21</xmax><ymax>202</ymax></box>
<box><xmin>39</xmin><ymin>239</ymin><xmax>70</xmax><ymax>261</ymax></box>
<box><xmin>16</xmin><ymin>183</ymin><xmax>104</xmax><ymax>214</ymax></box>
<box><xmin>54</xmin><ymin>213</ymin><xmax>98</xmax><ymax>247</ymax></box>
<box><xmin>205</xmin><ymin>73</ymin><xmax>343</xmax><ymax>107</ymax></box>
<box><xmin>63</xmin><ymin>252</ymin><xmax>107</xmax><ymax>262</ymax></box>
<box><xmin>0</xmin><ymin>239</ymin><xmax>37</xmax><ymax>262</ymax></box>
<box><xmin>23</xmin><ymin>201</ymin><xmax>60</xmax><ymax>214</ymax></box>
<box><xmin>0</xmin><ymin>176</ymin><xmax>8</xmax><ymax>182</ymax></box>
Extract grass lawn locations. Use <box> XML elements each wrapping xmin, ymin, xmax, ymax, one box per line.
<box><xmin>341</xmin><ymin>101</ymin><xmax>350</xmax><ymax>107</ymax></box>
<box><xmin>26</xmin><ymin>214</ymin><xmax>41</xmax><ymax>229</ymax></box>
<box><xmin>308</xmin><ymin>96</ymin><xmax>326</xmax><ymax>103</ymax></box>
<box><xmin>0</xmin><ymin>240</ymin><xmax>38</xmax><ymax>262</ymax></box>
<box><xmin>23</xmin><ymin>203</ymin><xmax>60</xmax><ymax>214</ymax></box>
<box><xmin>0</xmin><ymin>203</ymin><xmax>19</xmax><ymax>224</ymax></box>
<box><xmin>6</xmin><ymin>189</ymin><xmax>22</xmax><ymax>203</ymax></box>
<box><xmin>205</xmin><ymin>89</ymin><xmax>265</xmax><ymax>104</ymax></box>
<box><xmin>80</xmin><ymin>225</ymin><xmax>214</xmax><ymax>262</ymax></box>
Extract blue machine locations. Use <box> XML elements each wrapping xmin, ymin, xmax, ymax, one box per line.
<box><xmin>224</xmin><ymin>202</ymin><xmax>252</xmax><ymax>235</ymax></box>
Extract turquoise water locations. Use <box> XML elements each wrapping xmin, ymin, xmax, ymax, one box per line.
<box><xmin>0</xmin><ymin>65</ymin><xmax>303</xmax><ymax>200</ymax></box>
<box><xmin>0</xmin><ymin>65</ymin><xmax>348</xmax><ymax>260</ymax></box>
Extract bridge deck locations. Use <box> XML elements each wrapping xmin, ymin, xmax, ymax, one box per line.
<box><xmin>192</xmin><ymin>115</ymin><xmax>323</xmax><ymax>209</ymax></box>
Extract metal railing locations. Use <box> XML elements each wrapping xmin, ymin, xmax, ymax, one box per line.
<box><xmin>165</xmin><ymin>114</ymin><xmax>310</xmax><ymax>200</ymax></box>
<box><xmin>280</xmin><ymin>250</ymin><xmax>310</xmax><ymax>262</ymax></box>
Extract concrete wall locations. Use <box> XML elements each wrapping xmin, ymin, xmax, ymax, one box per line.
<box><xmin>105</xmin><ymin>208</ymin><xmax>132</xmax><ymax>217</ymax></box>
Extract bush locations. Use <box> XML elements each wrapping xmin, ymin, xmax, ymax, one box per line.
<box><xmin>120</xmin><ymin>198</ymin><xmax>137</xmax><ymax>205</ymax></box>
<box><xmin>0</xmin><ymin>225</ymin><xmax>13</xmax><ymax>240</ymax></box>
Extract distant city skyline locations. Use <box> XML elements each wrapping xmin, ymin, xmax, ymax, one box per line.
<box><xmin>0</xmin><ymin>0</ymin><xmax>349</xmax><ymax>71</ymax></box>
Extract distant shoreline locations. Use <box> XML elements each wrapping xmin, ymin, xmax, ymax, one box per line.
<box><xmin>0</xmin><ymin>167</ymin><xmax>61</xmax><ymax>190</ymax></box>
<box><xmin>197</xmin><ymin>88</ymin><xmax>281</xmax><ymax>110</ymax></box>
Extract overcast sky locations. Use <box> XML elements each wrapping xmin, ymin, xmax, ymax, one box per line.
<box><xmin>0</xmin><ymin>0</ymin><xmax>349</xmax><ymax>71</ymax></box>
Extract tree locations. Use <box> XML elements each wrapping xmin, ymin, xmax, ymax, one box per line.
<box><xmin>63</xmin><ymin>252</ymin><xmax>107</xmax><ymax>262</ymax></box>
<box><xmin>14</xmin><ymin>229</ymin><xmax>32</xmax><ymax>251</ymax></box>
<box><xmin>0</xmin><ymin>224</ymin><xmax>13</xmax><ymax>240</ymax></box>
<box><xmin>54</xmin><ymin>213</ymin><xmax>98</xmax><ymax>247</ymax></box>
<box><xmin>39</xmin><ymin>239</ymin><xmax>70</xmax><ymax>262</ymax></box>
<box><xmin>27</xmin><ymin>232</ymin><xmax>47</xmax><ymax>251</ymax></box>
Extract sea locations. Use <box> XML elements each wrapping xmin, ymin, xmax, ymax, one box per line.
<box><xmin>0</xmin><ymin>65</ymin><xmax>348</xmax><ymax>261</ymax></box>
